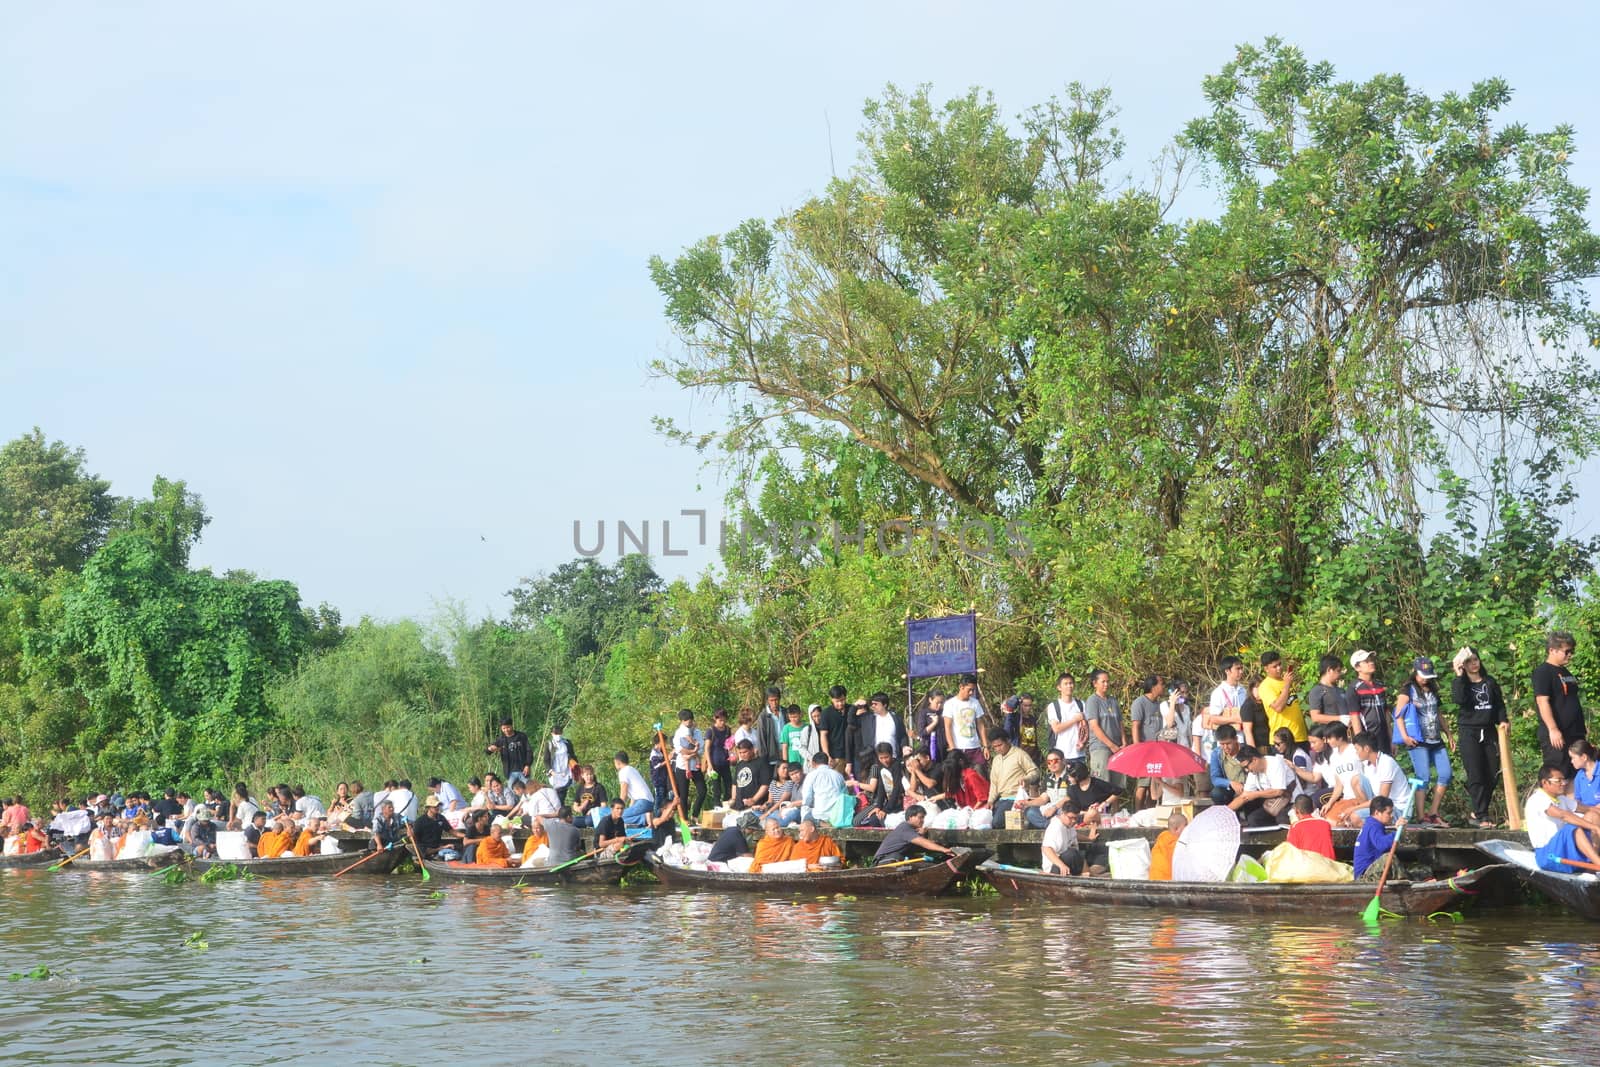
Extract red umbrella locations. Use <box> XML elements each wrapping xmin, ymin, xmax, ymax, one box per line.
<box><xmin>1107</xmin><ymin>740</ymin><xmax>1206</xmax><ymax>779</ymax></box>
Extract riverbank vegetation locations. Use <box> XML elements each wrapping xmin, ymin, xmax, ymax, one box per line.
<box><xmin>4</xmin><ymin>40</ymin><xmax>1599</xmax><ymax>819</ymax></box>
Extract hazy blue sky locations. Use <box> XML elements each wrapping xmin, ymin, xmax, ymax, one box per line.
<box><xmin>5</xmin><ymin>3</ymin><xmax>1597</xmax><ymax>622</ymax></box>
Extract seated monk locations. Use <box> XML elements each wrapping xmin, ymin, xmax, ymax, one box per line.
<box><xmin>750</xmin><ymin>817</ymin><xmax>794</xmax><ymax>872</ymax></box>
<box><xmin>473</xmin><ymin>823</ymin><xmax>513</xmax><ymax>868</ymax></box>
<box><xmin>292</xmin><ymin>816</ymin><xmax>328</xmax><ymax>856</ymax></box>
<box><xmin>788</xmin><ymin>817</ymin><xmax>843</xmax><ymax>869</ymax></box>
<box><xmin>1286</xmin><ymin>795</ymin><xmax>1336</xmax><ymax>860</ymax></box>
<box><xmin>519</xmin><ymin>820</ymin><xmax>550</xmax><ymax>867</ymax></box>
<box><xmin>258</xmin><ymin>817</ymin><xmax>297</xmax><ymax>859</ymax></box>
<box><xmin>1148</xmin><ymin>811</ymin><xmax>1186</xmax><ymax>881</ymax></box>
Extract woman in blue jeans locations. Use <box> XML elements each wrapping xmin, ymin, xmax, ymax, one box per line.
<box><xmin>1393</xmin><ymin>657</ymin><xmax>1454</xmax><ymax>827</ymax></box>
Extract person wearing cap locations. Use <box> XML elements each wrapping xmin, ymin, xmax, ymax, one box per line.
<box><xmin>182</xmin><ymin>806</ymin><xmax>218</xmax><ymax>858</ymax></box>
<box><xmin>1452</xmin><ymin>647</ymin><xmax>1508</xmax><ymax>828</ymax></box>
<box><xmin>411</xmin><ymin>796</ymin><xmax>451</xmax><ymax>859</ymax></box>
<box><xmin>1393</xmin><ymin>657</ymin><xmax>1453</xmax><ymax>827</ymax></box>
<box><xmin>486</xmin><ymin>717</ymin><xmax>532</xmax><ymax>788</ymax></box>
<box><xmin>1346</xmin><ymin>650</ymin><xmax>1391</xmax><ymax>756</ymax></box>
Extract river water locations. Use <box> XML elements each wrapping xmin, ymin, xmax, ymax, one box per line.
<box><xmin>2</xmin><ymin>867</ymin><xmax>1596</xmax><ymax>1066</ymax></box>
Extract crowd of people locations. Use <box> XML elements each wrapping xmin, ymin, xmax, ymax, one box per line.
<box><xmin>5</xmin><ymin>632</ymin><xmax>1592</xmax><ymax>881</ymax></box>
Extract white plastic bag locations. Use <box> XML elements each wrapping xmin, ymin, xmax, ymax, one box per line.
<box><xmin>968</xmin><ymin>808</ymin><xmax>994</xmax><ymax>831</ymax></box>
<box><xmin>1107</xmin><ymin>838</ymin><xmax>1152</xmax><ymax>880</ymax></box>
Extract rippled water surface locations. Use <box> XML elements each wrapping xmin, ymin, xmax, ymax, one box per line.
<box><xmin>2</xmin><ymin>867</ymin><xmax>1597</xmax><ymax>1065</ymax></box>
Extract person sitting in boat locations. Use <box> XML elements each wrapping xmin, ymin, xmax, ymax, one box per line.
<box><xmin>292</xmin><ymin>815</ymin><xmax>330</xmax><ymax>856</ymax></box>
<box><xmin>411</xmin><ymin>796</ymin><xmax>452</xmax><ymax>859</ymax></box>
<box><xmin>1228</xmin><ymin>746</ymin><xmax>1291</xmax><ymax>828</ymax></box>
<box><xmin>539</xmin><ymin>808</ymin><xmax>582</xmax><ymax>867</ymax></box>
<box><xmin>88</xmin><ymin>813</ymin><xmax>118</xmax><ymax>862</ymax></box>
<box><xmin>370</xmin><ymin>801</ymin><xmax>403</xmax><ymax>853</ymax></box>
<box><xmin>1569</xmin><ymin>740</ymin><xmax>1600</xmax><ymax>815</ymax></box>
<box><xmin>242</xmin><ymin>810</ymin><xmax>269</xmax><ymax>857</ymax></box>
<box><xmin>257</xmin><ymin>816</ymin><xmax>298</xmax><ymax>859</ymax></box>
<box><xmin>182</xmin><ymin>806</ymin><xmax>218</xmax><ymax>858</ymax></box>
<box><xmin>705</xmin><ymin>822</ymin><xmax>752</xmax><ymax>865</ymax></box>
<box><xmin>1041</xmin><ymin>805</ymin><xmax>1084</xmax><ymax>876</ymax></box>
<box><xmin>1148</xmin><ymin>811</ymin><xmax>1187</xmax><ymax>881</ymax></box>
<box><xmin>1524</xmin><ymin>764</ymin><xmax>1600</xmax><ymax>874</ymax></box>
<box><xmin>472</xmin><ymin>822</ymin><xmax>514</xmax><ymax>868</ymax></box>
<box><xmin>873</xmin><ymin>805</ymin><xmax>955</xmax><ymax>865</ymax></box>
<box><xmin>1286</xmin><ymin>795</ymin><xmax>1335</xmax><ymax>860</ymax></box>
<box><xmin>789</xmin><ymin>818</ymin><xmax>844</xmax><ymax>870</ymax></box>
<box><xmin>595</xmin><ymin>800</ymin><xmax>633</xmax><ymax>855</ymax></box>
<box><xmin>1353</xmin><ymin>796</ymin><xmax>1400</xmax><ymax>880</ymax></box>
<box><xmin>750</xmin><ymin>816</ymin><xmax>795</xmax><ymax>872</ymax></box>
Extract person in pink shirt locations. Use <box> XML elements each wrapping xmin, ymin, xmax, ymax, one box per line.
<box><xmin>2</xmin><ymin>797</ymin><xmax>29</xmax><ymax>834</ymax></box>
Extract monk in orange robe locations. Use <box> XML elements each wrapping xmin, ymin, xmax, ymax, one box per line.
<box><xmin>258</xmin><ymin>818</ymin><xmax>297</xmax><ymax>858</ymax></box>
<box><xmin>474</xmin><ymin>825</ymin><xmax>513</xmax><ymax>868</ymax></box>
<box><xmin>518</xmin><ymin>822</ymin><xmax>549</xmax><ymax>866</ymax></box>
<box><xmin>1148</xmin><ymin>812</ymin><xmax>1187</xmax><ymax>881</ymax></box>
<box><xmin>292</xmin><ymin>816</ymin><xmax>327</xmax><ymax>856</ymax></box>
<box><xmin>750</xmin><ymin>818</ymin><xmax>793</xmax><ymax>872</ymax></box>
<box><xmin>787</xmin><ymin>818</ymin><xmax>843</xmax><ymax>869</ymax></box>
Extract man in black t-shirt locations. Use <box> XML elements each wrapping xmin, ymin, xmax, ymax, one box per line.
<box><xmin>1346</xmin><ymin>650</ymin><xmax>1391</xmax><ymax>756</ymax></box>
<box><xmin>1534</xmin><ymin>631</ymin><xmax>1586</xmax><ymax>779</ymax></box>
<box><xmin>595</xmin><ymin>800</ymin><xmax>631</xmax><ymax>851</ymax></box>
<box><xmin>729</xmin><ymin>741</ymin><xmax>771</xmax><ymax>811</ymax></box>
<box><xmin>486</xmin><ymin>718</ymin><xmax>532</xmax><ymax>787</ymax></box>
<box><xmin>820</xmin><ymin>685</ymin><xmax>850</xmax><ymax>772</ymax></box>
<box><xmin>1063</xmin><ymin>762</ymin><xmax>1119</xmax><ymax>816</ymax></box>
<box><xmin>152</xmin><ymin>788</ymin><xmax>184</xmax><ymax>824</ymax></box>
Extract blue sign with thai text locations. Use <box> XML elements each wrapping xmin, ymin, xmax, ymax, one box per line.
<box><xmin>905</xmin><ymin>613</ymin><xmax>978</xmax><ymax>679</ymax></box>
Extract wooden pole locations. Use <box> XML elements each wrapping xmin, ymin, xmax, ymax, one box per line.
<box><xmin>1497</xmin><ymin>721</ymin><xmax>1522</xmax><ymax>831</ymax></box>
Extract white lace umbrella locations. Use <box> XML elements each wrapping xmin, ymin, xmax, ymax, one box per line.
<box><xmin>1171</xmin><ymin>805</ymin><xmax>1241</xmax><ymax>882</ymax></box>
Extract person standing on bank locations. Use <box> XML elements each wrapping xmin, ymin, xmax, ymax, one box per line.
<box><xmin>1394</xmin><ymin>658</ymin><xmax>1453</xmax><ymax>827</ymax></box>
<box><xmin>1451</xmin><ymin>647</ymin><xmax>1507</xmax><ymax>829</ymax></box>
<box><xmin>1534</xmin><ymin>631</ymin><xmax>1586</xmax><ymax>784</ymax></box>
<box><xmin>486</xmin><ymin>718</ymin><xmax>532</xmax><ymax>788</ymax></box>
<box><xmin>544</xmin><ymin>728</ymin><xmax>577</xmax><ymax>805</ymax></box>
<box><xmin>1084</xmin><ymin>669</ymin><xmax>1125</xmax><ymax>791</ymax></box>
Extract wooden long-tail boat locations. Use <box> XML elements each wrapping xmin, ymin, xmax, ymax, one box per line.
<box><xmin>58</xmin><ymin>849</ymin><xmax>186</xmax><ymax>873</ymax></box>
<box><xmin>1478</xmin><ymin>838</ymin><xmax>1600</xmax><ymax>921</ymax></box>
<box><xmin>976</xmin><ymin>858</ymin><xmax>1509</xmax><ymax>915</ymax></box>
<box><xmin>188</xmin><ymin>847</ymin><xmax>406</xmax><ymax>878</ymax></box>
<box><xmin>420</xmin><ymin>853</ymin><xmax>633</xmax><ymax>886</ymax></box>
<box><xmin>647</xmin><ymin>846</ymin><xmax>984</xmax><ymax>896</ymax></box>
<box><xmin>0</xmin><ymin>848</ymin><xmax>64</xmax><ymax>869</ymax></box>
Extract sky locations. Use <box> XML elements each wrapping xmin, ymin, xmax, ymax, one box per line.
<box><xmin>4</xmin><ymin>2</ymin><xmax>1598</xmax><ymax>623</ymax></box>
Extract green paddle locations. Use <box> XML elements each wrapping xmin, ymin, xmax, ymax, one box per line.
<box><xmin>1361</xmin><ymin>822</ymin><xmax>1405</xmax><ymax>923</ymax></box>
<box><xmin>406</xmin><ymin>823</ymin><xmax>430</xmax><ymax>882</ymax></box>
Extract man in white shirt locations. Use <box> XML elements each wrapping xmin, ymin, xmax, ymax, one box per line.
<box><xmin>1318</xmin><ymin>723</ymin><xmax>1368</xmax><ymax>827</ymax></box>
<box><xmin>671</xmin><ymin>709</ymin><xmax>707</xmax><ymax>819</ymax></box>
<box><xmin>1204</xmin><ymin>656</ymin><xmax>1248</xmax><ymax>755</ymax></box>
<box><xmin>545</xmin><ymin>731</ymin><xmax>575</xmax><ymax>804</ymax></box>
<box><xmin>943</xmin><ymin>674</ymin><xmax>988</xmax><ymax>767</ymax></box>
<box><xmin>1041</xmin><ymin>806</ymin><xmax>1084</xmax><ymax>875</ymax></box>
<box><xmin>1231</xmin><ymin>745</ymin><xmax>1292</xmax><ymax>828</ymax></box>
<box><xmin>1045</xmin><ymin>673</ymin><xmax>1086</xmax><ymax>760</ymax></box>
<box><xmin>613</xmin><ymin>751</ymin><xmax>655</xmax><ymax>828</ymax></box>
<box><xmin>1524</xmin><ymin>764</ymin><xmax>1600</xmax><ymax>872</ymax></box>
<box><xmin>800</xmin><ymin>752</ymin><xmax>847</xmax><ymax>823</ymax></box>
<box><xmin>1355</xmin><ymin>732</ymin><xmax>1414</xmax><ymax>819</ymax></box>
<box><xmin>428</xmin><ymin>778</ymin><xmax>466</xmax><ymax>813</ymax></box>
<box><xmin>519</xmin><ymin>778</ymin><xmax>561</xmax><ymax>821</ymax></box>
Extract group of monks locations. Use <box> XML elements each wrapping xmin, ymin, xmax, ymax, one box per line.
<box><xmin>748</xmin><ymin>816</ymin><xmax>845</xmax><ymax>871</ymax></box>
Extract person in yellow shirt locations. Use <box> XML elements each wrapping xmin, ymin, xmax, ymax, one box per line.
<box><xmin>750</xmin><ymin>817</ymin><xmax>794</xmax><ymax>872</ymax></box>
<box><xmin>1259</xmin><ymin>651</ymin><xmax>1308</xmax><ymax>744</ymax></box>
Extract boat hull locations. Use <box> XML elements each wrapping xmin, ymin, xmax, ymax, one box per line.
<box><xmin>189</xmin><ymin>848</ymin><xmax>405</xmax><ymax>878</ymax></box>
<box><xmin>648</xmin><ymin>847</ymin><xmax>984</xmax><ymax>896</ymax></box>
<box><xmin>1478</xmin><ymin>838</ymin><xmax>1600</xmax><ymax>921</ymax></box>
<box><xmin>421</xmin><ymin>855</ymin><xmax>630</xmax><ymax>886</ymax></box>
<box><xmin>977</xmin><ymin>859</ymin><xmax>1507</xmax><ymax>916</ymax></box>
<box><xmin>0</xmin><ymin>849</ymin><xmax>64</xmax><ymax>869</ymax></box>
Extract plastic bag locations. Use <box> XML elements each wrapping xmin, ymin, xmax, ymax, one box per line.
<box><xmin>1107</xmin><ymin>838</ymin><xmax>1152</xmax><ymax>880</ymax></box>
<box><xmin>1228</xmin><ymin>855</ymin><xmax>1267</xmax><ymax>883</ymax></box>
<box><xmin>1262</xmin><ymin>841</ymin><xmax>1353</xmax><ymax>883</ymax></box>
<box><xmin>968</xmin><ymin>808</ymin><xmax>994</xmax><ymax>831</ymax></box>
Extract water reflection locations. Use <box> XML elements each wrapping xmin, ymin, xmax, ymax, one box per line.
<box><xmin>0</xmin><ymin>870</ymin><xmax>1596</xmax><ymax>1066</ymax></box>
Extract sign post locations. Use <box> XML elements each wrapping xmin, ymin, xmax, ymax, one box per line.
<box><xmin>905</xmin><ymin>614</ymin><xmax>979</xmax><ymax>758</ymax></box>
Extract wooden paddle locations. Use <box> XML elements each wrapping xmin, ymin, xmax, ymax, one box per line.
<box><xmin>1496</xmin><ymin>722</ymin><xmax>1522</xmax><ymax>830</ymax></box>
<box><xmin>46</xmin><ymin>846</ymin><xmax>89</xmax><ymax>871</ymax></box>
<box><xmin>333</xmin><ymin>843</ymin><xmax>392</xmax><ymax>878</ymax></box>
<box><xmin>406</xmin><ymin>823</ymin><xmax>431</xmax><ymax>882</ymax></box>
<box><xmin>1559</xmin><ymin>857</ymin><xmax>1600</xmax><ymax>872</ymax></box>
<box><xmin>657</xmin><ymin>726</ymin><xmax>694</xmax><ymax>845</ymax></box>
<box><xmin>1361</xmin><ymin>822</ymin><xmax>1405</xmax><ymax>921</ymax></box>
<box><xmin>548</xmin><ymin>845</ymin><xmax>606</xmax><ymax>873</ymax></box>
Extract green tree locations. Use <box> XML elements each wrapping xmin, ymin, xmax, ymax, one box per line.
<box><xmin>0</xmin><ymin>428</ymin><xmax>117</xmax><ymax>576</ymax></box>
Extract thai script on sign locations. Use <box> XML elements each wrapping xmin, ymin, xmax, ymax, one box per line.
<box><xmin>906</xmin><ymin>613</ymin><xmax>979</xmax><ymax>679</ymax></box>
